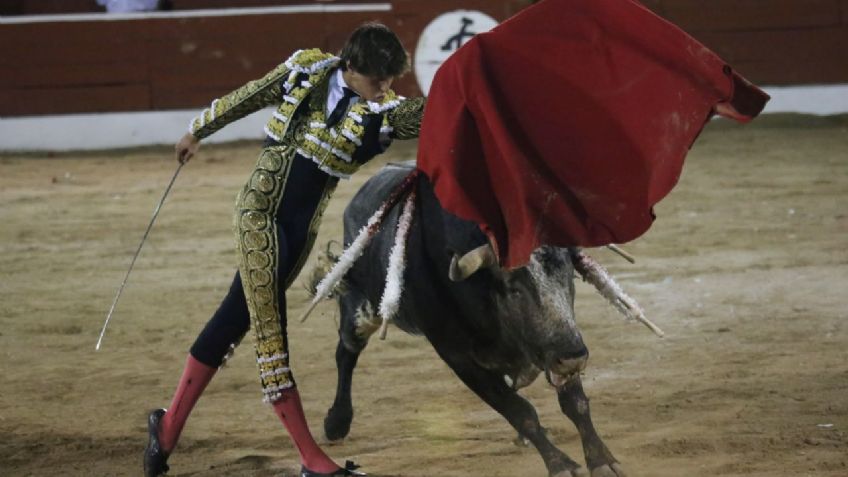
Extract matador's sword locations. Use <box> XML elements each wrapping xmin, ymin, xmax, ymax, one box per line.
<box><xmin>96</xmin><ymin>161</ymin><xmax>185</xmax><ymax>351</ymax></box>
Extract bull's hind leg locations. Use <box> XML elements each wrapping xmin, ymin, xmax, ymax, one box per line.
<box><xmin>324</xmin><ymin>290</ymin><xmax>375</xmax><ymax>442</ymax></box>
<box><xmin>433</xmin><ymin>346</ymin><xmax>588</xmax><ymax>477</ymax></box>
<box><xmin>558</xmin><ymin>377</ymin><xmax>626</xmax><ymax>477</ymax></box>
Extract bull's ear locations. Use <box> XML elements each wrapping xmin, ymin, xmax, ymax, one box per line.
<box><xmin>448</xmin><ymin>244</ymin><xmax>497</xmax><ymax>281</ymax></box>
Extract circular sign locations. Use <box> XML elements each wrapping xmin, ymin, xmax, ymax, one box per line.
<box><xmin>414</xmin><ymin>10</ymin><xmax>499</xmax><ymax>95</ymax></box>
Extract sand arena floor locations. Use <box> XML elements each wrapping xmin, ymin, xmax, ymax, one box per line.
<box><xmin>1</xmin><ymin>115</ymin><xmax>846</xmax><ymax>476</ymax></box>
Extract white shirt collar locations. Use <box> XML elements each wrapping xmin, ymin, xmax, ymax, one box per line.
<box><xmin>327</xmin><ymin>68</ymin><xmax>360</xmax><ymax>115</ymax></box>
<box><xmin>334</xmin><ymin>68</ymin><xmax>350</xmax><ymax>91</ymax></box>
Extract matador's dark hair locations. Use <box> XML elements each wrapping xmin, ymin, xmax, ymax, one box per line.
<box><xmin>339</xmin><ymin>22</ymin><xmax>410</xmax><ymax>78</ymax></box>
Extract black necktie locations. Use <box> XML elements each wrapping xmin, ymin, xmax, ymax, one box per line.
<box><xmin>326</xmin><ymin>87</ymin><xmax>357</xmax><ymax>127</ymax></box>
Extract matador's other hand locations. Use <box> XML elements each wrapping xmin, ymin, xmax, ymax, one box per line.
<box><xmin>175</xmin><ymin>132</ymin><xmax>201</xmax><ymax>164</ymax></box>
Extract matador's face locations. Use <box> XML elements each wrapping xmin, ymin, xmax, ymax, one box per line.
<box><xmin>343</xmin><ymin>67</ymin><xmax>395</xmax><ymax>103</ymax></box>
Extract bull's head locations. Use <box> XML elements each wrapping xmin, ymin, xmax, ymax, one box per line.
<box><xmin>449</xmin><ymin>244</ymin><xmax>588</xmax><ymax>388</ymax></box>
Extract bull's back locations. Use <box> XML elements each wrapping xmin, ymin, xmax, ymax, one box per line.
<box><xmin>340</xmin><ymin>163</ymin><xmax>492</xmax><ymax>338</ymax></box>
<box><xmin>342</xmin><ymin>161</ymin><xmax>417</xmax><ymax>244</ymax></box>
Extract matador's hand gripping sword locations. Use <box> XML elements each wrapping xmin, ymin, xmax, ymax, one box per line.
<box><xmin>96</xmin><ymin>162</ymin><xmax>185</xmax><ymax>350</ymax></box>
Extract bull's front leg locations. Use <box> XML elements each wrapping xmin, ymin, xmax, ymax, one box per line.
<box><xmin>433</xmin><ymin>344</ymin><xmax>588</xmax><ymax>477</ymax></box>
<box><xmin>324</xmin><ymin>293</ymin><xmax>373</xmax><ymax>442</ymax></box>
<box><xmin>324</xmin><ymin>339</ymin><xmax>362</xmax><ymax>441</ymax></box>
<box><xmin>557</xmin><ymin>377</ymin><xmax>626</xmax><ymax>477</ymax></box>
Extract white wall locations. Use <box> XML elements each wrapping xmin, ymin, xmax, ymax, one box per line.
<box><xmin>1</xmin><ymin>84</ymin><xmax>846</xmax><ymax>152</ymax></box>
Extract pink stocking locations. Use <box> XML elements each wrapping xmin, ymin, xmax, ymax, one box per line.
<box><xmin>272</xmin><ymin>387</ymin><xmax>339</xmax><ymax>473</ymax></box>
<box><xmin>158</xmin><ymin>355</ymin><xmax>217</xmax><ymax>454</ymax></box>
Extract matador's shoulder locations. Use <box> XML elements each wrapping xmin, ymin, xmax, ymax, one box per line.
<box><xmin>283</xmin><ymin>48</ymin><xmax>339</xmax><ymax>74</ymax></box>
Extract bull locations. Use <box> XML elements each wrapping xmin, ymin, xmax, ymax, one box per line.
<box><xmin>315</xmin><ymin>163</ymin><xmax>627</xmax><ymax>477</ymax></box>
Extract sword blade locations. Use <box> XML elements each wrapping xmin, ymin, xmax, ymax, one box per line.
<box><xmin>96</xmin><ymin>162</ymin><xmax>185</xmax><ymax>351</ymax></box>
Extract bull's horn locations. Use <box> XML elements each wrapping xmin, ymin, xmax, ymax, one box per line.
<box><xmin>448</xmin><ymin>244</ymin><xmax>497</xmax><ymax>281</ymax></box>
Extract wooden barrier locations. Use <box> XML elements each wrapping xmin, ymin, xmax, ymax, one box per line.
<box><xmin>1</xmin><ymin>0</ymin><xmax>847</xmax><ymax>117</ymax></box>
<box><xmin>0</xmin><ymin>0</ymin><xmax>395</xmax><ymax>15</ymax></box>
<box><xmin>0</xmin><ymin>1</ymin><xmax>528</xmax><ymax>115</ymax></box>
<box><xmin>655</xmin><ymin>0</ymin><xmax>848</xmax><ymax>85</ymax></box>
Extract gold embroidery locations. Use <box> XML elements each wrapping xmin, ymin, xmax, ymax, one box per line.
<box><xmin>190</xmin><ymin>63</ymin><xmax>291</xmax><ymax>139</ymax></box>
<box><xmin>190</xmin><ymin>49</ymin><xmax>338</xmax><ymax>140</ymax></box>
<box><xmin>387</xmin><ymin>97</ymin><xmax>426</xmax><ymax>140</ymax></box>
<box><xmin>192</xmin><ymin>49</ymin><xmax>424</xmax><ymax>401</ymax></box>
<box><xmin>235</xmin><ymin>147</ymin><xmax>297</xmax><ymax>401</ymax></box>
<box><xmin>191</xmin><ymin>48</ymin><xmax>422</xmax><ymax>178</ymax></box>
<box><xmin>235</xmin><ymin>145</ymin><xmax>339</xmax><ymax>401</ymax></box>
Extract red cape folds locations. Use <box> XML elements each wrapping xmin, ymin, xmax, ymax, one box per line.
<box><xmin>416</xmin><ymin>0</ymin><xmax>769</xmax><ymax>269</ymax></box>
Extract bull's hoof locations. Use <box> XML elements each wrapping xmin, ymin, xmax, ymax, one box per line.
<box><xmin>590</xmin><ymin>463</ymin><xmax>627</xmax><ymax>477</ymax></box>
<box><xmin>551</xmin><ymin>466</ymin><xmax>589</xmax><ymax>477</ymax></box>
<box><xmin>323</xmin><ymin>406</ymin><xmax>353</xmax><ymax>442</ymax></box>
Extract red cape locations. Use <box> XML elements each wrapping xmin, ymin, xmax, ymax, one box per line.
<box><xmin>416</xmin><ymin>0</ymin><xmax>769</xmax><ymax>269</ymax></box>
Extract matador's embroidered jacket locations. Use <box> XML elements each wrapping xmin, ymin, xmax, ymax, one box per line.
<box><xmin>188</xmin><ymin>48</ymin><xmax>425</xmax><ymax>179</ymax></box>
<box><xmin>186</xmin><ymin>48</ymin><xmax>424</xmax><ymax>402</ymax></box>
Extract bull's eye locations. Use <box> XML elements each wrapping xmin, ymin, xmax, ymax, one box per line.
<box><xmin>510</xmin><ymin>273</ymin><xmax>531</xmax><ymax>290</ymax></box>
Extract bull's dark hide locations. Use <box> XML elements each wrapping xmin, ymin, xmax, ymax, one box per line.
<box><xmin>318</xmin><ymin>163</ymin><xmax>626</xmax><ymax>477</ymax></box>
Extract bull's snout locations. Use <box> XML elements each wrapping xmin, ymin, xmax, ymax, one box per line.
<box><xmin>547</xmin><ymin>348</ymin><xmax>588</xmax><ymax>388</ymax></box>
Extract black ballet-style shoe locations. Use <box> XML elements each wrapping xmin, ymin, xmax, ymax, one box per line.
<box><xmin>300</xmin><ymin>460</ymin><xmax>366</xmax><ymax>476</ymax></box>
<box><xmin>143</xmin><ymin>408</ymin><xmax>170</xmax><ymax>477</ymax></box>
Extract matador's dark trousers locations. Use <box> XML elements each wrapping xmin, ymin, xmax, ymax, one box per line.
<box><xmin>189</xmin><ymin>147</ymin><xmax>338</xmax><ymax>402</ymax></box>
